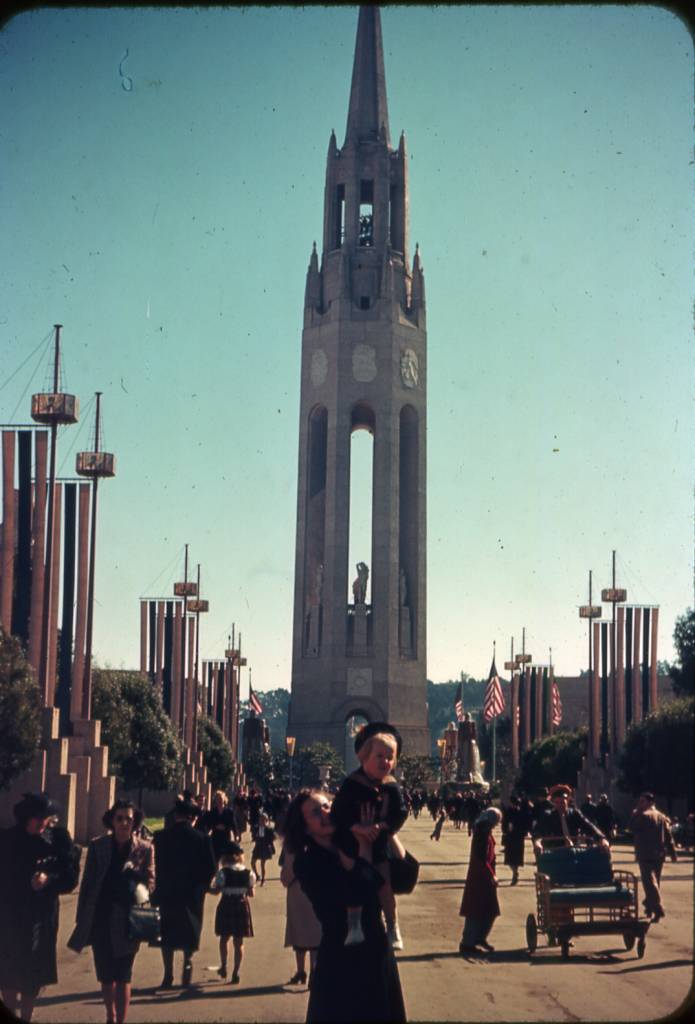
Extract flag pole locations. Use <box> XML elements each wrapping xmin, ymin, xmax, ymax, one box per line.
<box><xmin>492</xmin><ymin>640</ymin><xmax>497</xmax><ymax>783</ymax></box>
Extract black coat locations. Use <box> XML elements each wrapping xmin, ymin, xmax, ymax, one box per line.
<box><xmin>331</xmin><ymin>770</ymin><xmax>408</xmax><ymax>862</ymax></box>
<box><xmin>294</xmin><ymin>839</ymin><xmax>405</xmax><ymax>1023</ymax></box>
<box><xmin>501</xmin><ymin>805</ymin><xmax>528</xmax><ymax>867</ymax></box>
<box><xmin>533</xmin><ymin>807</ymin><xmax>605</xmax><ymax>847</ymax></box>
<box><xmin>153</xmin><ymin>822</ymin><xmax>216</xmax><ymax>951</ymax></box>
<box><xmin>201</xmin><ymin>806</ymin><xmax>235</xmax><ymax>860</ymax></box>
<box><xmin>0</xmin><ymin>825</ymin><xmax>80</xmax><ymax>993</ymax></box>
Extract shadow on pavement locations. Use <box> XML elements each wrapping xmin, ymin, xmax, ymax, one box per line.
<box><xmin>131</xmin><ymin>982</ymin><xmax>288</xmax><ymax>1002</ymax></box>
<box><xmin>396</xmin><ymin>950</ymin><xmax>461</xmax><ymax>963</ymax></box>
<box><xmin>418</xmin><ymin>861</ymin><xmax>467</xmax><ymax>867</ymax></box>
<box><xmin>528</xmin><ymin>952</ymin><xmax>624</xmax><ymax>965</ymax></box>
<box><xmin>597</xmin><ymin>958</ymin><xmax>694</xmax><ymax>975</ymax></box>
<box><xmin>417</xmin><ymin>878</ymin><xmax>463</xmax><ymax>887</ymax></box>
<box><xmin>36</xmin><ymin>991</ymin><xmax>103</xmax><ymax>1007</ymax></box>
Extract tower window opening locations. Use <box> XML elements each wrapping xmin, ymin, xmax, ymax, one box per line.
<box><xmin>360</xmin><ymin>296</ymin><xmax>370</xmax><ymax>310</ymax></box>
<box><xmin>348</xmin><ymin>404</ymin><xmax>375</xmax><ymax>606</ymax></box>
<box><xmin>359</xmin><ymin>179</ymin><xmax>374</xmax><ymax>247</ymax></box>
<box><xmin>390</xmin><ymin>183</ymin><xmax>404</xmax><ymax>253</ymax></box>
<box><xmin>335</xmin><ymin>184</ymin><xmax>346</xmax><ymax>248</ymax></box>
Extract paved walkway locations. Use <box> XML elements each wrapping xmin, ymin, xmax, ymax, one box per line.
<box><xmin>27</xmin><ymin>815</ymin><xmax>694</xmax><ymax>1022</ymax></box>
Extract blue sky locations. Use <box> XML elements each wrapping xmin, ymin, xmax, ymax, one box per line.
<box><xmin>1</xmin><ymin>5</ymin><xmax>692</xmax><ymax>697</ymax></box>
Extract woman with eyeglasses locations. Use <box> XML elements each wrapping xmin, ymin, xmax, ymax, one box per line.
<box><xmin>0</xmin><ymin>792</ymin><xmax>80</xmax><ymax>1022</ymax></box>
<box><xmin>68</xmin><ymin>800</ymin><xmax>155</xmax><ymax>1024</ymax></box>
<box><xmin>283</xmin><ymin>789</ymin><xmax>406</xmax><ymax>1023</ymax></box>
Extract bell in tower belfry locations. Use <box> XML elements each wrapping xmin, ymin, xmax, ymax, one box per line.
<box><xmin>288</xmin><ymin>6</ymin><xmax>430</xmax><ymax>759</ymax></box>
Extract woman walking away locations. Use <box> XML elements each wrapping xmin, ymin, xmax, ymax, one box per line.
<box><xmin>459</xmin><ymin>807</ymin><xmax>502</xmax><ymax>956</ymax></box>
<box><xmin>286</xmin><ymin>789</ymin><xmax>406</xmax><ymax>1023</ymax></box>
<box><xmin>211</xmin><ymin>841</ymin><xmax>255</xmax><ymax>984</ymax></box>
<box><xmin>0</xmin><ymin>793</ymin><xmax>80</xmax><ymax>1022</ymax></box>
<box><xmin>279</xmin><ymin>837</ymin><xmax>321</xmax><ymax>987</ymax></box>
<box><xmin>251</xmin><ymin>811</ymin><xmax>276</xmax><ymax>885</ymax></box>
<box><xmin>202</xmin><ymin>790</ymin><xmax>235</xmax><ymax>862</ymax></box>
<box><xmin>68</xmin><ymin>800</ymin><xmax>154</xmax><ymax>1024</ymax></box>
<box><xmin>501</xmin><ymin>796</ymin><xmax>527</xmax><ymax>885</ymax></box>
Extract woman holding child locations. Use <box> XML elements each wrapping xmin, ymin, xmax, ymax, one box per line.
<box><xmin>285</xmin><ymin>721</ymin><xmax>407</xmax><ymax>1023</ymax></box>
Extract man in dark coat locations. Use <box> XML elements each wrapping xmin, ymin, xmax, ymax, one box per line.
<box><xmin>580</xmin><ymin>793</ymin><xmax>597</xmax><ymax>823</ymax></box>
<box><xmin>153</xmin><ymin>797</ymin><xmax>216</xmax><ymax>988</ymax></box>
<box><xmin>532</xmin><ymin>784</ymin><xmax>608</xmax><ymax>853</ymax></box>
<box><xmin>593</xmin><ymin>794</ymin><xmax>616</xmax><ymax>841</ymax></box>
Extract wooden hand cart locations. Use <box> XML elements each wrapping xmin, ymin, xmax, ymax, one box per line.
<box><xmin>525</xmin><ymin>841</ymin><xmax>649</xmax><ymax>959</ymax></box>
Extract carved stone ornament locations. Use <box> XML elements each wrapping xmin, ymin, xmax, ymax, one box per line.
<box><xmin>347</xmin><ymin>667</ymin><xmax>373</xmax><ymax>696</ymax></box>
<box><xmin>352</xmin><ymin>344</ymin><xmax>377</xmax><ymax>383</ymax></box>
<box><xmin>400</xmin><ymin>348</ymin><xmax>419</xmax><ymax>388</ymax></box>
<box><xmin>310</xmin><ymin>349</ymin><xmax>328</xmax><ymax>387</ymax></box>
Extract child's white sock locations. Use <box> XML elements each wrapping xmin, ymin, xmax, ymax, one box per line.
<box><xmin>344</xmin><ymin>907</ymin><xmax>365</xmax><ymax>946</ymax></box>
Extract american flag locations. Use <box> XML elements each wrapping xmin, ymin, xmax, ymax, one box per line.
<box><xmin>454</xmin><ymin>681</ymin><xmax>464</xmax><ymax>721</ymax></box>
<box><xmin>551</xmin><ymin>675</ymin><xmax>562</xmax><ymax>727</ymax></box>
<box><xmin>483</xmin><ymin>657</ymin><xmax>505</xmax><ymax>722</ymax></box>
<box><xmin>249</xmin><ymin>684</ymin><xmax>264</xmax><ymax>716</ymax></box>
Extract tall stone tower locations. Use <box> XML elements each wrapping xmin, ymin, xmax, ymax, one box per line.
<box><xmin>288</xmin><ymin>6</ymin><xmax>430</xmax><ymax>760</ymax></box>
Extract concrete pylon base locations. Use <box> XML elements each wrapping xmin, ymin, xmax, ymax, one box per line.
<box><xmin>68</xmin><ymin>717</ymin><xmax>117</xmax><ymax>843</ymax></box>
<box><xmin>0</xmin><ymin>708</ymin><xmax>80</xmax><ymax>835</ymax></box>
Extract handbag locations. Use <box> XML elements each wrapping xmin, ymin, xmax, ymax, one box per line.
<box><xmin>388</xmin><ymin>850</ymin><xmax>420</xmax><ymax>895</ymax></box>
<box><xmin>127</xmin><ymin>902</ymin><xmax>161</xmax><ymax>946</ymax></box>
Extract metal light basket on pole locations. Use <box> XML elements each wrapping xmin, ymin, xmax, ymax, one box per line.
<box><xmin>31</xmin><ymin>324</ymin><xmax>79</xmax><ymax>705</ymax></box>
<box><xmin>75</xmin><ymin>391</ymin><xmax>115</xmax><ymax>720</ymax></box>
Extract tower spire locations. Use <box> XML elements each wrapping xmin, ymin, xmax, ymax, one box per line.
<box><xmin>344</xmin><ymin>6</ymin><xmax>390</xmax><ymax>147</ymax></box>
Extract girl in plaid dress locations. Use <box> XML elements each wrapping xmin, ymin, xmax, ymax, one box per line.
<box><xmin>212</xmin><ymin>842</ymin><xmax>255</xmax><ymax>984</ymax></box>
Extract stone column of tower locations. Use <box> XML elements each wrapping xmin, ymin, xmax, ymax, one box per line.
<box><xmin>289</xmin><ymin>7</ymin><xmax>430</xmax><ymax>757</ymax></box>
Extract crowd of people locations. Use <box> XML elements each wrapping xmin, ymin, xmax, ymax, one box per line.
<box><xmin>0</xmin><ymin>728</ymin><xmax>688</xmax><ymax>1024</ymax></box>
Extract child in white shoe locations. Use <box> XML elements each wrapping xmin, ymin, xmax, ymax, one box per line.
<box><xmin>331</xmin><ymin>722</ymin><xmax>408</xmax><ymax>950</ymax></box>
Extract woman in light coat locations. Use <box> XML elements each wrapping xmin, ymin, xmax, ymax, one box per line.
<box><xmin>279</xmin><ymin>839</ymin><xmax>321</xmax><ymax>986</ymax></box>
<box><xmin>68</xmin><ymin>800</ymin><xmax>154</xmax><ymax>1024</ymax></box>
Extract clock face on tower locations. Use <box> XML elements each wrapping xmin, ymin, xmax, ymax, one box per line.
<box><xmin>400</xmin><ymin>348</ymin><xmax>419</xmax><ymax>388</ymax></box>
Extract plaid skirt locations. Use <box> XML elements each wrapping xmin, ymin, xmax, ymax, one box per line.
<box><xmin>215</xmin><ymin>896</ymin><xmax>254</xmax><ymax>938</ymax></box>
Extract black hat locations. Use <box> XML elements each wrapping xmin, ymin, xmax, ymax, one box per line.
<box><xmin>174</xmin><ymin>797</ymin><xmax>199</xmax><ymax>818</ymax></box>
<box><xmin>354</xmin><ymin>721</ymin><xmax>402</xmax><ymax>757</ymax></box>
<box><xmin>221</xmin><ymin>840</ymin><xmax>243</xmax><ymax>857</ymax></box>
<box><xmin>13</xmin><ymin>792</ymin><xmax>58</xmax><ymax>823</ymax></box>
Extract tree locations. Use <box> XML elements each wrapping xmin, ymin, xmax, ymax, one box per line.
<box><xmin>398</xmin><ymin>754</ymin><xmax>439</xmax><ymax>789</ymax></box>
<box><xmin>197</xmin><ymin>715</ymin><xmax>234</xmax><ymax>790</ymax></box>
<box><xmin>243</xmin><ymin>748</ymin><xmax>274</xmax><ymax>792</ymax></box>
<box><xmin>295</xmin><ymin>741</ymin><xmax>345</xmax><ymax>789</ymax></box>
<box><xmin>515</xmin><ymin>728</ymin><xmax>588</xmax><ymax>795</ymax></box>
<box><xmin>616</xmin><ymin>696</ymin><xmax>694</xmax><ymax>807</ymax></box>
<box><xmin>0</xmin><ymin>630</ymin><xmax>41</xmax><ymax>791</ymax></box>
<box><xmin>92</xmin><ymin>669</ymin><xmax>182</xmax><ymax>793</ymax></box>
<box><xmin>244</xmin><ymin>749</ymin><xmax>291</xmax><ymax>792</ymax></box>
<box><xmin>669</xmin><ymin>608</ymin><xmax>695</xmax><ymax>696</ymax></box>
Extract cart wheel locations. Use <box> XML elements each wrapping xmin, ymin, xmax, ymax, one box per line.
<box><xmin>561</xmin><ymin>940</ymin><xmax>571</xmax><ymax>960</ymax></box>
<box><xmin>637</xmin><ymin>937</ymin><xmax>646</xmax><ymax>959</ymax></box>
<box><xmin>623</xmin><ymin>933</ymin><xmax>636</xmax><ymax>951</ymax></box>
<box><xmin>526</xmin><ymin>913</ymin><xmax>538</xmax><ymax>954</ymax></box>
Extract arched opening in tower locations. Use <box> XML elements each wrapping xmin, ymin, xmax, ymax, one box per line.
<box><xmin>399</xmin><ymin>404</ymin><xmax>419</xmax><ymax>657</ymax></box>
<box><xmin>304</xmin><ymin>405</ymin><xmax>327</xmax><ymax>656</ymax></box>
<box><xmin>348</xmin><ymin>402</ymin><xmax>375</xmax><ymax>610</ymax></box>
